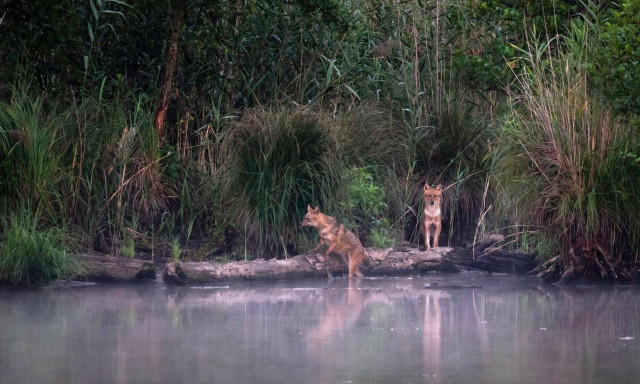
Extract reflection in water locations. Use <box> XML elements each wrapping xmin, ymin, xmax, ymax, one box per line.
<box><xmin>1</xmin><ymin>275</ymin><xmax>640</xmax><ymax>383</ymax></box>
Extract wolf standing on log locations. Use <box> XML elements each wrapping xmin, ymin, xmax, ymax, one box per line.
<box><xmin>420</xmin><ymin>181</ymin><xmax>442</xmax><ymax>250</ymax></box>
<box><xmin>301</xmin><ymin>205</ymin><xmax>369</xmax><ymax>278</ymax></box>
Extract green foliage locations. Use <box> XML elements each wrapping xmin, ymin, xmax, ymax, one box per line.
<box><xmin>369</xmin><ymin>225</ymin><xmax>397</xmax><ymax>248</ymax></box>
<box><xmin>343</xmin><ymin>167</ymin><xmax>395</xmax><ymax>247</ymax></box>
<box><xmin>597</xmin><ymin>0</ymin><xmax>640</xmax><ymax>114</ymax></box>
<box><xmin>346</xmin><ymin>167</ymin><xmax>386</xmax><ymax>218</ymax></box>
<box><xmin>0</xmin><ymin>208</ymin><xmax>84</xmax><ymax>288</ymax></box>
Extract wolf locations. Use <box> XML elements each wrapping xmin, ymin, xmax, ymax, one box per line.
<box><xmin>420</xmin><ymin>181</ymin><xmax>442</xmax><ymax>250</ymax></box>
<box><xmin>301</xmin><ymin>205</ymin><xmax>369</xmax><ymax>278</ymax></box>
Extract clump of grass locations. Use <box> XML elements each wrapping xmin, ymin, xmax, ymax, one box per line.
<box><xmin>219</xmin><ymin>106</ymin><xmax>343</xmax><ymax>259</ymax></box>
<box><xmin>121</xmin><ymin>237</ymin><xmax>135</xmax><ymax>259</ymax></box>
<box><xmin>0</xmin><ymin>208</ymin><xmax>84</xmax><ymax>288</ymax></box>
<box><xmin>495</xmin><ymin>19</ymin><xmax>640</xmax><ymax>280</ymax></box>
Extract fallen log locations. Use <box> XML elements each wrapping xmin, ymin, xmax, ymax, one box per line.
<box><xmin>78</xmin><ymin>254</ymin><xmax>156</xmax><ymax>282</ymax></box>
<box><xmin>163</xmin><ymin>247</ymin><xmax>448</xmax><ymax>285</ymax></box>
<box><xmin>71</xmin><ymin>236</ymin><xmax>537</xmax><ymax>285</ymax></box>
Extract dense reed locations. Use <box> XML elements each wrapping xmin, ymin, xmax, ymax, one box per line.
<box><xmin>494</xmin><ymin>19</ymin><xmax>640</xmax><ymax>280</ymax></box>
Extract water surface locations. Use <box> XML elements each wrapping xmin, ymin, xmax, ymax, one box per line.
<box><xmin>2</xmin><ymin>273</ymin><xmax>640</xmax><ymax>383</ymax></box>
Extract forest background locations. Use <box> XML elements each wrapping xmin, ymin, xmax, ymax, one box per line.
<box><xmin>1</xmin><ymin>0</ymin><xmax>640</xmax><ymax>287</ymax></box>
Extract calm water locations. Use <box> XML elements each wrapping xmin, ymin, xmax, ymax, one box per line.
<box><xmin>1</xmin><ymin>273</ymin><xmax>640</xmax><ymax>384</ymax></box>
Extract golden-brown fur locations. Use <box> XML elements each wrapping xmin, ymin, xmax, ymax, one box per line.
<box><xmin>420</xmin><ymin>181</ymin><xmax>442</xmax><ymax>250</ymax></box>
<box><xmin>301</xmin><ymin>205</ymin><xmax>369</xmax><ymax>278</ymax></box>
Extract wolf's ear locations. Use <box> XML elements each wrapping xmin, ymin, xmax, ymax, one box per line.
<box><xmin>436</xmin><ymin>183</ymin><xmax>442</xmax><ymax>190</ymax></box>
<box><xmin>424</xmin><ymin>180</ymin><xmax>430</xmax><ymax>190</ymax></box>
<box><xmin>314</xmin><ymin>206</ymin><xmax>320</xmax><ymax>213</ymax></box>
<box><xmin>307</xmin><ymin>204</ymin><xmax>313</xmax><ymax>212</ymax></box>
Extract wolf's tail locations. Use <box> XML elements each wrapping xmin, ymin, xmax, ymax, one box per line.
<box><xmin>363</xmin><ymin>249</ymin><xmax>372</xmax><ymax>267</ymax></box>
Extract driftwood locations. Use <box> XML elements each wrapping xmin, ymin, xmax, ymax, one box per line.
<box><xmin>79</xmin><ymin>254</ymin><xmax>156</xmax><ymax>282</ymax></box>
<box><xmin>162</xmin><ymin>247</ymin><xmax>448</xmax><ymax>285</ymax></box>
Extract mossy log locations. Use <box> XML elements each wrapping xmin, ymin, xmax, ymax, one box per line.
<box><xmin>79</xmin><ymin>254</ymin><xmax>156</xmax><ymax>282</ymax></box>
<box><xmin>162</xmin><ymin>247</ymin><xmax>448</xmax><ymax>285</ymax></box>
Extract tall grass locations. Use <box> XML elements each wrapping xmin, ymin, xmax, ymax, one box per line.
<box><xmin>0</xmin><ymin>93</ymin><xmax>64</xmax><ymax>218</ymax></box>
<box><xmin>0</xmin><ymin>89</ymin><xmax>182</xmax><ymax>258</ymax></box>
<box><xmin>495</xmin><ymin>19</ymin><xmax>640</xmax><ymax>280</ymax></box>
<box><xmin>0</xmin><ymin>207</ymin><xmax>84</xmax><ymax>287</ymax></box>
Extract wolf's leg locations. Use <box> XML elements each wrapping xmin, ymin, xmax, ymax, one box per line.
<box><xmin>325</xmin><ymin>241</ymin><xmax>336</xmax><ymax>256</ymax></box>
<box><xmin>324</xmin><ymin>242</ymin><xmax>342</xmax><ymax>268</ymax></box>
<box><xmin>313</xmin><ymin>238</ymin><xmax>325</xmax><ymax>253</ymax></box>
<box><xmin>348</xmin><ymin>251</ymin><xmax>364</xmax><ymax>278</ymax></box>
<box><xmin>424</xmin><ymin>223</ymin><xmax>431</xmax><ymax>250</ymax></box>
<box><xmin>433</xmin><ymin>223</ymin><xmax>441</xmax><ymax>247</ymax></box>
<box><xmin>420</xmin><ymin>219</ymin><xmax>426</xmax><ymax>250</ymax></box>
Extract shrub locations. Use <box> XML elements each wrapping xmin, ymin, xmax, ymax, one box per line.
<box><xmin>219</xmin><ymin>107</ymin><xmax>343</xmax><ymax>259</ymax></box>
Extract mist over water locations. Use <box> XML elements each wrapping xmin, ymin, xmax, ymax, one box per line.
<box><xmin>2</xmin><ymin>273</ymin><xmax>640</xmax><ymax>384</ymax></box>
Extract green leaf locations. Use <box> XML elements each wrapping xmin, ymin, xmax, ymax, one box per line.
<box><xmin>106</xmin><ymin>0</ymin><xmax>133</xmax><ymax>8</ymax></box>
<box><xmin>89</xmin><ymin>0</ymin><xmax>99</xmax><ymax>22</ymax></box>
<box><xmin>101</xmin><ymin>10</ymin><xmax>126</xmax><ymax>19</ymax></box>
<box><xmin>321</xmin><ymin>55</ymin><xmax>340</xmax><ymax>90</ymax></box>
<box><xmin>98</xmin><ymin>76</ymin><xmax>106</xmax><ymax>102</ymax></box>
<box><xmin>343</xmin><ymin>84</ymin><xmax>360</xmax><ymax>100</ymax></box>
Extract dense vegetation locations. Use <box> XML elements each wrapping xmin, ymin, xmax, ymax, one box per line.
<box><xmin>1</xmin><ymin>0</ymin><xmax>639</xmax><ymax>286</ymax></box>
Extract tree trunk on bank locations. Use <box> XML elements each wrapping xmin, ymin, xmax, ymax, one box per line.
<box><xmin>154</xmin><ymin>0</ymin><xmax>186</xmax><ymax>144</ymax></box>
<box><xmin>162</xmin><ymin>247</ymin><xmax>448</xmax><ymax>285</ymax></box>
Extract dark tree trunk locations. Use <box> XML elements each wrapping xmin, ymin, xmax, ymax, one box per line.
<box><xmin>155</xmin><ymin>0</ymin><xmax>186</xmax><ymax>144</ymax></box>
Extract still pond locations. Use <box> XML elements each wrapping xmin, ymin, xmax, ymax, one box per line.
<box><xmin>1</xmin><ymin>273</ymin><xmax>640</xmax><ymax>384</ymax></box>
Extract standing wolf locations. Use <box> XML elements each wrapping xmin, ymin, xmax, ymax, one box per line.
<box><xmin>301</xmin><ymin>205</ymin><xmax>369</xmax><ymax>278</ymax></box>
<box><xmin>420</xmin><ymin>181</ymin><xmax>442</xmax><ymax>250</ymax></box>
